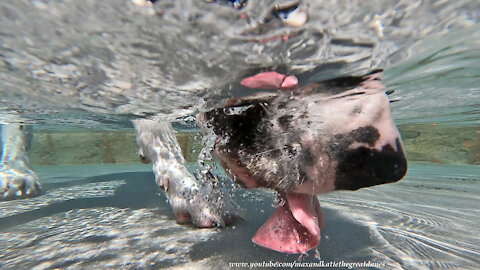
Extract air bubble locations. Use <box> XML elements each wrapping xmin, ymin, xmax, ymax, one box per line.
<box><xmin>272</xmin><ymin>195</ymin><xmax>286</xmax><ymax>207</ymax></box>
<box><xmin>314</xmin><ymin>248</ymin><xmax>321</xmax><ymax>260</ymax></box>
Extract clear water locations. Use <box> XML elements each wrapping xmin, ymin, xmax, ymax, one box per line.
<box><xmin>0</xmin><ymin>163</ymin><xmax>478</xmax><ymax>269</ymax></box>
<box><xmin>0</xmin><ymin>0</ymin><xmax>479</xmax><ymax>269</ymax></box>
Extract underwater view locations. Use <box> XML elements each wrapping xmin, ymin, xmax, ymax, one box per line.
<box><xmin>0</xmin><ymin>0</ymin><xmax>479</xmax><ymax>269</ymax></box>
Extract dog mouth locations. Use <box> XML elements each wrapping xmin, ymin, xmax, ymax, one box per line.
<box><xmin>218</xmin><ymin>151</ymin><xmax>324</xmax><ymax>254</ymax></box>
<box><xmin>252</xmin><ymin>192</ymin><xmax>323</xmax><ymax>254</ymax></box>
<box><xmin>199</xmin><ymin>70</ymin><xmax>406</xmax><ymax>254</ymax></box>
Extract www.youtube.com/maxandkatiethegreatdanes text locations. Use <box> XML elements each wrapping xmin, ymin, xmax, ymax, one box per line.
<box><xmin>229</xmin><ymin>260</ymin><xmax>386</xmax><ymax>269</ymax></box>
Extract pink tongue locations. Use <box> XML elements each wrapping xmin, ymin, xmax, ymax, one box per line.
<box><xmin>252</xmin><ymin>192</ymin><xmax>323</xmax><ymax>254</ymax></box>
<box><xmin>241</xmin><ymin>71</ymin><xmax>298</xmax><ymax>90</ymax></box>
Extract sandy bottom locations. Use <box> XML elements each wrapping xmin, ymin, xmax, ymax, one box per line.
<box><xmin>0</xmin><ymin>162</ymin><xmax>478</xmax><ymax>269</ymax></box>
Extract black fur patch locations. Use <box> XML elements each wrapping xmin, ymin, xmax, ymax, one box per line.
<box><xmin>300</xmin><ymin>148</ymin><xmax>317</xmax><ymax>167</ymax></box>
<box><xmin>327</xmin><ymin>126</ymin><xmax>380</xmax><ymax>156</ymax></box>
<box><xmin>277</xmin><ymin>114</ymin><xmax>293</xmax><ymax>129</ymax></box>
<box><xmin>351</xmin><ymin>106</ymin><xmax>362</xmax><ymax>114</ymax></box>
<box><xmin>205</xmin><ymin>104</ymin><xmax>267</xmax><ymax>152</ymax></box>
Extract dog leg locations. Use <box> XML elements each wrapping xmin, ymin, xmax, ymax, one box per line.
<box><xmin>133</xmin><ymin>119</ymin><xmax>240</xmax><ymax>227</ymax></box>
<box><xmin>0</xmin><ymin>124</ymin><xmax>41</xmax><ymax>200</ymax></box>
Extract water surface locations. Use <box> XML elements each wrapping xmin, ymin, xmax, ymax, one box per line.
<box><xmin>0</xmin><ymin>1</ymin><xmax>479</xmax><ymax>269</ymax></box>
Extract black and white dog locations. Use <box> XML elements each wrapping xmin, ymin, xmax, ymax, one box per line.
<box><xmin>0</xmin><ymin>70</ymin><xmax>406</xmax><ymax>254</ymax></box>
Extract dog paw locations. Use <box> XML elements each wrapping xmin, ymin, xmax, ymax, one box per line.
<box><xmin>170</xmin><ymin>191</ymin><xmax>241</xmax><ymax>228</ymax></box>
<box><xmin>0</xmin><ymin>165</ymin><xmax>41</xmax><ymax>201</ymax></box>
<box><xmin>167</xmin><ymin>173</ymin><xmax>242</xmax><ymax>227</ymax></box>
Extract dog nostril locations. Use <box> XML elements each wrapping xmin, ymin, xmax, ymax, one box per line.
<box><xmin>139</xmin><ymin>154</ymin><xmax>151</xmax><ymax>164</ymax></box>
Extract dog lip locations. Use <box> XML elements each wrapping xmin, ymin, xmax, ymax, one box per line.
<box><xmin>215</xmin><ymin>150</ymin><xmax>259</xmax><ymax>189</ymax></box>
